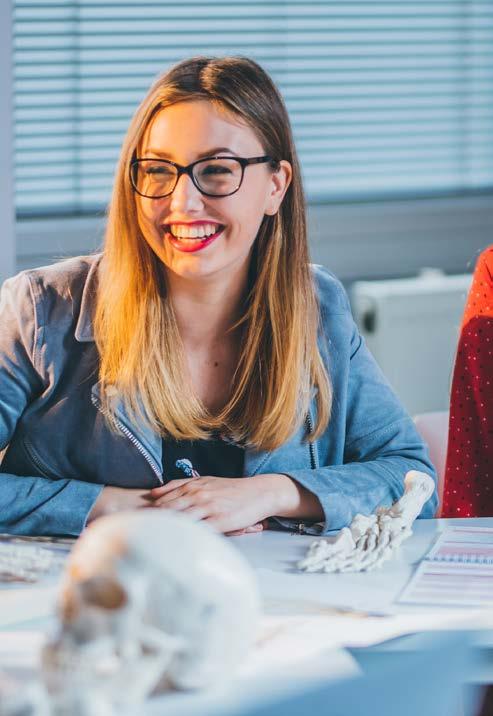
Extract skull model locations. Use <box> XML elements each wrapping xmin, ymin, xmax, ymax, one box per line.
<box><xmin>40</xmin><ymin>510</ymin><xmax>261</xmax><ymax>715</ymax></box>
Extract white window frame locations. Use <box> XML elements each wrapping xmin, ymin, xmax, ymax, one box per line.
<box><xmin>0</xmin><ymin>0</ymin><xmax>15</xmax><ymax>284</ymax></box>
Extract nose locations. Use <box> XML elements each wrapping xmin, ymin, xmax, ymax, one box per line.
<box><xmin>169</xmin><ymin>172</ymin><xmax>204</xmax><ymax>213</ymax></box>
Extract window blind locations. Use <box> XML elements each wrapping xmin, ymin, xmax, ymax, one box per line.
<box><xmin>14</xmin><ymin>0</ymin><xmax>493</xmax><ymax>216</ymax></box>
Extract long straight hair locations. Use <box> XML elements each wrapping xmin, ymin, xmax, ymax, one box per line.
<box><xmin>93</xmin><ymin>56</ymin><xmax>332</xmax><ymax>450</ymax></box>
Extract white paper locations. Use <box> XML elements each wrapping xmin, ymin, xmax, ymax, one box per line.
<box><xmin>398</xmin><ymin>560</ymin><xmax>493</xmax><ymax>607</ymax></box>
<box><xmin>427</xmin><ymin>525</ymin><xmax>493</xmax><ymax>564</ymax></box>
<box><xmin>398</xmin><ymin>526</ymin><xmax>493</xmax><ymax>607</ymax></box>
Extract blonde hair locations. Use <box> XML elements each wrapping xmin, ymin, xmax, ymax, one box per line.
<box><xmin>94</xmin><ymin>56</ymin><xmax>331</xmax><ymax>450</ymax></box>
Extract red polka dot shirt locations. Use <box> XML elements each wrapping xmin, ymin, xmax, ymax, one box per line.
<box><xmin>442</xmin><ymin>247</ymin><xmax>493</xmax><ymax>517</ymax></box>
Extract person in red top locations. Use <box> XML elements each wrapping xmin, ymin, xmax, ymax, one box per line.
<box><xmin>442</xmin><ymin>246</ymin><xmax>493</xmax><ymax>517</ymax></box>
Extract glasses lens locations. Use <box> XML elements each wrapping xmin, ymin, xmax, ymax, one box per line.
<box><xmin>193</xmin><ymin>158</ymin><xmax>242</xmax><ymax>196</ymax></box>
<box><xmin>133</xmin><ymin>160</ymin><xmax>177</xmax><ymax>197</ymax></box>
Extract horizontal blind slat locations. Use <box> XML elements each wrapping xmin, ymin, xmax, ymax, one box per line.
<box><xmin>13</xmin><ymin>1</ymin><xmax>493</xmax><ymax>215</ymax></box>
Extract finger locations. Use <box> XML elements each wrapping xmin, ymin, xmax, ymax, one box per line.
<box><xmin>150</xmin><ymin>503</ymin><xmax>206</xmax><ymax>522</ymax></box>
<box><xmin>149</xmin><ymin>478</ymin><xmax>196</xmax><ymax>498</ymax></box>
<box><xmin>225</xmin><ymin>524</ymin><xmax>264</xmax><ymax>537</ymax></box>
<box><xmin>243</xmin><ymin>523</ymin><xmax>264</xmax><ymax>533</ymax></box>
<box><xmin>181</xmin><ymin>505</ymin><xmax>209</xmax><ymax>521</ymax></box>
<box><xmin>225</xmin><ymin>529</ymin><xmax>248</xmax><ymax>536</ymax></box>
<box><xmin>151</xmin><ymin>488</ymin><xmax>199</xmax><ymax>507</ymax></box>
<box><xmin>152</xmin><ymin>494</ymin><xmax>194</xmax><ymax>511</ymax></box>
<box><xmin>203</xmin><ymin>515</ymin><xmax>241</xmax><ymax>534</ymax></box>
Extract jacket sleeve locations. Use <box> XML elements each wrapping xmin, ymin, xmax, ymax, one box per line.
<box><xmin>280</xmin><ymin>279</ymin><xmax>438</xmax><ymax>534</ymax></box>
<box><xmin>0</xmin><ymin>271</ymin><xmax>103</xmax><ymax>536</ymax></box>
<box><xmin>442</xmin><ymin>247</ymin><xmax>493</xmax><ymax>518</ymax></box>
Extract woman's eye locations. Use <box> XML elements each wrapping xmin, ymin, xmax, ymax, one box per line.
<box><xmin>202</xmin><ymin>165</ymin><xmax>232</xmax><ymax>175</ymax></box>
<box><xmin>146</xmin><ymin>165</ymin><xmax>173</xmax><ymax>176</ymax></box>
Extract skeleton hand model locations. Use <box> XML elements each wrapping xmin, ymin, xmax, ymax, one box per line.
<box><xmin>0</xmin><ymin>511</ymin><xmax>260</xmax><ymax>716</ymax></box>
<box><xmin>297</xmin><ymin>471</ymin><xmax>435</xmax><ymax>574</ymax></box>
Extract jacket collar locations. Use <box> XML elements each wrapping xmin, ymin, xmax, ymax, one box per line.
<box><xmin>74</xmin><ymin>253</ymin><xmax>103</xmax><ymax>342</ymax></box>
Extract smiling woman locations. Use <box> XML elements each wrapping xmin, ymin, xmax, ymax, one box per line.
<box><xmin>0</xmin><ymin>57</ymin><xmax>437</xmax><ymax>537</ymax></box>
<box><xmin>133</xmin><ymin>101</ymin><xmax>289</xmax><ymax>282</ymax></box>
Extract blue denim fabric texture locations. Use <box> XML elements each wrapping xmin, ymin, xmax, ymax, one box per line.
<box><xmin>0</xmin><ymin>253</ymin><xmax>437</xmax><ymax>536</ymax></box>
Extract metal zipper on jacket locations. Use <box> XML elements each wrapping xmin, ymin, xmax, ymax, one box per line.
<box><xmin>305</xmin><ymin>414</ymin><xmax>317</xmax><ymax>470</ymax></box>
<box><xmin>91</xmin><ymin>393</ymin><xmax>164</xmax><ymax>484</ymax></box>
<box><xmin>290</xmin><ymin>414</ymin><xmax>318</xmax><ymax>535</ymax></box>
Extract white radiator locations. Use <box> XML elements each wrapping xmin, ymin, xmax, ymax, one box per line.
<box><xmin>351</xmin><ymin>270</ymin><xmax>472</xmax><ymax>416</ymax></box>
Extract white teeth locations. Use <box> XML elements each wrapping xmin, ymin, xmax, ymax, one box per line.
<box><xmin>168</xmin><ymin>223</ymin><xmax>220</xmax><ymax>239</ymax></box>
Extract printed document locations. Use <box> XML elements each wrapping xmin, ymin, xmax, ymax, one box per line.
<box><xmin>398</xmin><ymin>526</ymin><xmax>493</xmax><ymax>607</ymax></box>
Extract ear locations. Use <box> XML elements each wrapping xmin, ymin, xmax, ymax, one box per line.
<box><xmin>264</xmin><ymin>160</ymin><xmax>292</xmax><ymax>216</ymax></box>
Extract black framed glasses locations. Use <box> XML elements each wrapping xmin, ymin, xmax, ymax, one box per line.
<box><xmin>130</xmin><ymin>155</ymin><xmax>280</xmax><ymax>199</ymax></box>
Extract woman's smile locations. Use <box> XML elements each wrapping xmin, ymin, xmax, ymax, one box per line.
<box><xmin>161</xmin><ymin>221</ymin><xmax>226</xmax><ymax>253</ymax></box>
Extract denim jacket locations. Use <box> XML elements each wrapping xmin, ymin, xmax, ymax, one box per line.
<box><xmin>0</xmin><ymin>253</ymin><xmax>437</xmax><ymax>536</ymax></box>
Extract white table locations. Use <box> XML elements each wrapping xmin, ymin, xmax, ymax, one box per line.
<box><xmin>1</xmin><ymin>517</ymin><xmax>492</xmax><ymax>715</ymax></box>
<box><xmin>235</xmin><ymin>516</ymin><xmax>493</xmax><ymax>616</ymax></box>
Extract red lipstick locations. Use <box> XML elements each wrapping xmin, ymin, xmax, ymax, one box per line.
<box><xmin>163</xmin><ymin>223</ymin><xmax>225</xmax><ymax>253</ymax></box>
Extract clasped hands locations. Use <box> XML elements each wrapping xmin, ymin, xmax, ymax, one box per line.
<box><xmin>89</xmin><ymin>473</ymin><xmax>311</xmax><ymax>536</ymax></box>
<box><xmin>144</xmin><ymin>474</ymin><xmax>284</xmax><ymax>535</ymax></box>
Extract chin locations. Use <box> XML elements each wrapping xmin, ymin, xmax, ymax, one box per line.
<box><xmin>166</xmin><ymin>259</ymin><xmax>224</xmax><ymax>281</ymax></box>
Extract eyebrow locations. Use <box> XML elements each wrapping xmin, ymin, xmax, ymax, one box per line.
<box><xmin>143</xmin><ymin>147</ymin><xmax>240</xmax><ymax>160</ymax></box>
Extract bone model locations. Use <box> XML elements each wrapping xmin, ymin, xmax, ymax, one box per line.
<box><xmin>297</xmin><ymin>471</ymin><xmax>435</xmax><ymax>573</ymax></box>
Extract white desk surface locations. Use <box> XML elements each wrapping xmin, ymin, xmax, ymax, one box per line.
<box><xmin>1</xmin><ymin>517</ymin><xmax>492</xmax><ymax>715</ymax></box>
<box><xmin>235</xmin><ymin>516</ymin><xmax>493</xmax><ymax>615</ymax></box>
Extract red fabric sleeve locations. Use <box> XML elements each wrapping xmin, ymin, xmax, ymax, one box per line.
<box><xmin>442</xmin><ymin>247</ymin><xmax>493</xmax><ymax>517</ymax></box>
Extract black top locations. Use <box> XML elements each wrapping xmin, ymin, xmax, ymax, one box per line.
<box><xmin>162</xmin><ymin>434</ymin><xmax>245</xmax><ymax>481</ymax></box>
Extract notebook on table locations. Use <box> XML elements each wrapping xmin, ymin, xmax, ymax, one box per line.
<box><xmin>398</xmin><ymin>526</ymin><xmax>493</xmax><ymax>607</ymax></box>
